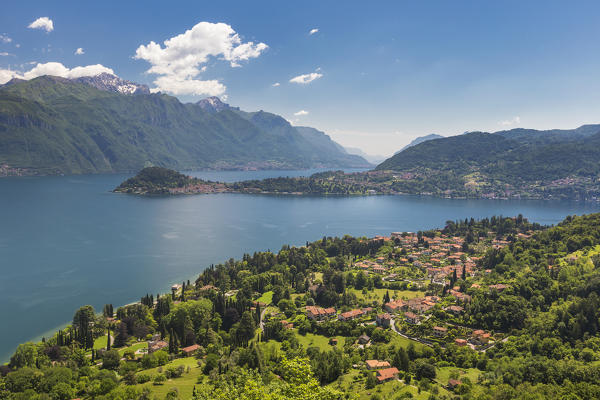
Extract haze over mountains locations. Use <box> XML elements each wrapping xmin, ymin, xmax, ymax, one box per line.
<box><xmin>378</xmin><ymin>124</ymin><xmax>600</xmax><ymax>186</ymax></box>
<box><xmin>0</xmin><ymin>74</ymin><xmax>371</xmax><ymax>175</ymax></box>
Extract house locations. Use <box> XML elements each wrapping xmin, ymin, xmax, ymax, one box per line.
<box><xmin>405</xmin><ymin>312</ymin><xmax>420</xmax><ymax>324</ymax></box>
<box><xmin>455</xmin><ymin>338</ymin><xmax>467</xmax><ymax>347</ymax></box>
<box><xmin>358</xmin><ymin>334</ymin><xmax>371</xmax><ymax>345</ymax></box>
<box><xmin>199</xmin><ymin>284</ymin><xmax>217</xmax><ymax>292</ymax></box>
<box><xmin>384</xmin><ymin>299</ymin><xmax>406</xmax><ymax>313</ymax></box>
<box><xmin>471</xmin><ymin>330</ymin><xmax>491</xmax><ymax>345</ymax></box>
<box><xmin>376</xmin><ymin>367</ymin><xmax>399</xmax><ymax>383</ymax></box>
<box><xmin>329</xmin><ymin>338</ymin><xmax>338</xmax><ymax>346</ymax></box>
<box><xmin>280</xmin><ymin>320</ymin><xmax>294</xmax><ymax>329</ymax></box>
<box><xmin>305</xmin><ymin>306</ymin><xmax>336</xmax><ymax>321</ymax></box>
<box><xmin>181</xmin><ymin>344</ymin><xmax>200</xmax><ymax>356</ymax></box>
<box><xmin>448</xmin><ymin>379</ymin><xmax>462</xmax><ymax>390</ymax></box>
<box><xmin>489</xmin><ymin>283</ymin><xmax>509</xmax><ymax>292</ymax></box>
<box><xmin>433</xmin><ymin>326</ymin><xmax>447</xmax><ymax>337</ymax></box>
<box><xmin>373</xmin><ymin>266</ymin><xmax>386</xmax><ymax>274</ymax></box>
<box><xmin>445</xmin><ymin>305</ymin><xmax>464</xmax><ymax>315</ymax></box>
<box><xmin>148</xmin><ymin>340</ymin><xmax>168</xmax><ymax>354</ymax></box>
<box><xmin>338</xmin><ymin>309</ymin><xmax>364</xmax><ymax>321</ymax></box>
<box><xmin>366</xmin><ymin>360</ymin><xmax>391</xmax><ymax>370</ymax></box>
<box><xmin>376</xmin><ymin>313</ymin><xmax>391</xmax><ymax>328</ymax></box>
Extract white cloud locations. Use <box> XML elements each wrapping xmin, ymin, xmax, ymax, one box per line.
<box><xmin>134</xmin><ymin>21</ymin><xmax>268</xmax><ymax>96</ymax></box>
<box><xmin>272</xmin><ymin>82</ymin><xmax>280</xmax><ymax>87</ymax></box>
<box><xmin>0</xmin><ymin>62</ymin><xmax>114</xmax><ymax>84</ymax></box>
<box><xmin>309</xmin><ymin>28</ymin><xmax>319</xmax><ymax>35</ymax></box>
<box><xmin>28</xmin><ymin>17</ymin><xmax>54</xmax><ymax>32</ymax></box>
<box><xmin>75</xmin><ymin>48</ymin><xmax>84</xmax><ymax>55</ymax></box>
<box><xmin>0</xmin><ymin>34</ymin><xmax>11</xmax><ymax>43</ymax></box>
<box><xmin>0</xmin><ymin>69</ymin><xmax>21</xmax><ymax>83</ymax></box>
<box><xmin>15</xmin><ymin>44</ymin><xmax>20</xmax><ymax>48</ymax></box>
<box><xmin>0</xmin><ymin>52</ymin><xmax>11</xmax><ymax>56</ymax></box>
<box><xmin>289</xmin><ymin>72</ymin><xmax>323</xmax><ymax>84</ymax></box>
<box><xmin>499</xmin><ymin>116</ymin><xmax>521</xmax><ymax>127</ymax></box>
<box><xmin>294</xmin><ymin>110</ymin><xmax>309</xmax><ymax>116</ymax></box>
<box><xmin>150</xmin><ymin>75</ymin><xmax>225</xmax><ymax>96</ymax></box>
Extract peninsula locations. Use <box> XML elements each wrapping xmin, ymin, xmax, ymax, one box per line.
<box><xmin>4</xmin><ymin>213</ymin><xmax>600</xmax><ymax>399</ymax></box>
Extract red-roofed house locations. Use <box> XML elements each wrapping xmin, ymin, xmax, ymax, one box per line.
<box><xmin>366</xmin><ymin>360</ymin><xmax>391</xmax><ymax>370</ymax></box>
<box><xmin>376</xmin><ymin>367</ymin><xmax>399</xmax><ymax>383</ymax></box>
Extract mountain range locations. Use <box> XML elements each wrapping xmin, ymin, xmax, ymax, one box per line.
<box><xmin>0</xmin><ymin>74</ymin><xmax>370</xmax><ymax>175</ymax></box>
<box><xmin>375</xmin><ymin>125</ymin><xmax>600</xmax><ymax>199</ymax></box>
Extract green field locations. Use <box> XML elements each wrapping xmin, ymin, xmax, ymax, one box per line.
<box><xmin>92</xmin><ymin>332</ymin><xmax>112</xmax><ymax>350</ymax></box>
<box><xmin>295</xmin><ymin>332</ymin><xmax>346</xmax><ymax>350</ymax></box>
<box><xmin>135</xmin><ymin>357</ymin><xmax>201</xmax><ymax>398</ymax></box>
<box><xmin>256</xmin><ymin>290</ymin><xmax>273</xmax><ymax>305</ymax></box>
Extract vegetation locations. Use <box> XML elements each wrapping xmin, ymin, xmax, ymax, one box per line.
<box><xmin>0</xmin><ymin>76</ymin><xmax>369</xmax><ymax>176</ymax></box>
<box><xmin>4</xmin><ymin>213</ymin><xmax>600</xmax><ymax>399</ymax></box>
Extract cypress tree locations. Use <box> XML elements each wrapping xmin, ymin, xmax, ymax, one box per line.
<box><xmin>107</xmin><ymin>328</ymin><xmax>111</xmax><ymax>351</ymax></box>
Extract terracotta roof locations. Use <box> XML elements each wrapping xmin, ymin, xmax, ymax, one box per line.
<box><xmin>366</xmin><ymin>360</ymin><xmax>391</xmax><ymax>369</ymax></box>
<box><xmin>181</xmin><ymin>344</ymin><xmax>200</xmax><ymax>353</ymax></box>
<box><xmin>376</xmin><ymin>367</ymin><xmax>399</xmax><ymax>381</ymax></box>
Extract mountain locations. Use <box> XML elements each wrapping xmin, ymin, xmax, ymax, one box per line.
<box><xmin>374</xmin><ymin>126</ymin><xmax>600</xmax><ymax>199</ymax></box>
<box><xmin>343</xmin><ymin>146</ymin><xmax>387</xmax><ymax>164</ymax></box>
<box><xmin>73</xmin><ymin>73</ymin><xmax>150</xmax><ymax>95</ymax></box>
<box><xmin>0</xmin><ymin>75</ymin><xmax>370</xmax><ymax>175</ymax></box>
<box><xmin>395</xmin><ymin>133</ymin><xmax>444</xmax><ymax>154</ymax></box>
<box><xmin>196</xmin><ymin>96</ymin><xmax>235</xmax><ymax>113</ymax></box>
<box><xmin>294</xmin><ymin>127</ymin><xmax>373</xmax><ymax>167</ymax></box>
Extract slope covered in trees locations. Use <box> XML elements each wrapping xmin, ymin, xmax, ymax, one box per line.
<box><xmin>0</xmin><ymin>76</ymin><xmax>370</xmax><ymax>176</ymax></box>
<box><xmin>4</xmin><ymin>213</ymin><xmax>600</xmax><ymax>399</ymax></box>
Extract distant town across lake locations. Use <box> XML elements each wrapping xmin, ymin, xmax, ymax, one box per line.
<box><xmin>0</xmin><ymin>168</ymin><xmax>598</xmax><ymax>362</ymax></box>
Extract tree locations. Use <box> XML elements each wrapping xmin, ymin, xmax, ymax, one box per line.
<box><xmin>393</xmin><ymin>347</ymin><xmax>410</xmax><ymax>371</ymax></box>
<box><xmin>102</xmin><ymin>349</ymin><xmax>121</xmax><ymax>370</ymax></box>
<box><xmin>365</xmin><ymin>371</ymin><xmax>377</xmax><ymax>389</ymax></box>
<box><xmin>236</xmin><ymin>311</ymin><xmax>257</xmax><ymax>347</ymax></box>
<box><xmin>73</xmin><ymin>305</ymin><xmax>96</xmax><ymax>348</ymax></box>
<box><xmin>383</xmin><ymin>290</ymin><xmax>391</xmax><ymax>304</ymax></box>
<box><xmin>9</xmin><ymin>343</ymin><xmax>38</xmax><ymax>369</ymax></box>
<box><xmin>106</xmin><ymin>327</ymin><xmax>111</xmax><ymax>351</ymax></box>
<box><xmin>414</xmin><ymin>360</ymin><xmax>436</xmax><ymax>380</ymax></box>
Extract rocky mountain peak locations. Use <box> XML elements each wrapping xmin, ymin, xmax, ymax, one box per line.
<box><xmin>74</xmin><ymin>73</ymin><xmax>150</xmax><ymax>95</ymax></box>
<box><xmin>196</xmin><ymin>96</ymin><xmax>231</xmax><ymax>113</ymax></box>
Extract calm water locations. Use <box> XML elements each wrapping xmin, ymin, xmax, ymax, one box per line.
<box><xmin>0</xmin><ymin>169</ymin><xmax>598</xmax><ymax>362</ymax></box>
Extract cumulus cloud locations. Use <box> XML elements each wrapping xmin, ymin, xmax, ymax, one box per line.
<box><xmin>294</xmin><ymin>110</ymin><xmax>309</xmax><ymax>116</ymax></box>
<box><xmin>272</xmin><ymin>82</ymin><xmax>280</xmax><ymax>87</ymax></box>
<box><xmin>0</xmin><ymin>62</ymin><xmax>114</xmax><ymax>84</ymax></box>
<box><xmin>309</xmin><ymin>28</ymin><xmax>319</xmax><ymax>35</ymax></box>
<box><xmin>28</xmin><ymin>17</ymin><xmax>54</xmax><ymax>32</ymax></box>
<box><xmin>0</xmin><ymin>52</ymin><xmax>11</xmax><ymax>56</ymax></box>
<box><xmin>134</xmin><ymin>21</ymin><xmax>268</xmax><ymax>96</ymax></box>
<box><xmin>75</xmin><ymin>48</ymin><xmax>84</xmax><ymax>55</ymax></box>
<box><xmin>0</xmin><ymin>34</ymin><xmax>11</xmax><ymax>43</ymax></box>
<box><xmin>499</xmin><ymin>116</ymin><xmax>521</xmax><ymax>126</ymax></box>
<box><xmin>289</xmin><ymin>72</ymin><xmax>323</xmax><ymax>84</ymax></box>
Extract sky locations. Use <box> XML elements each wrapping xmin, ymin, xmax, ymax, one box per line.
<box><xmin>1</xmin><ymin>1</ymin><xmax>600</xmax><ymax>156</ymax></box>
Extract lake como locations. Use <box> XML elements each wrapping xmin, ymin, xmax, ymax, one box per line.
<box><xmin>0</xmin><ymin>169</ymin><xmax>598</xmax><ymax>362</ymax></box>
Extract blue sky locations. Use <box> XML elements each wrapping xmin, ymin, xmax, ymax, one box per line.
<box><xmin>1</xmin><ymin>1</ymin><xmax>600</xmax><ymax>156</ymax></box>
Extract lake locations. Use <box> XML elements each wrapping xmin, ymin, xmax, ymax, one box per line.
<box><xmin>0</xmin><ymin>169</ymin><xmax>598</xmax><ymax>362</ymax></box>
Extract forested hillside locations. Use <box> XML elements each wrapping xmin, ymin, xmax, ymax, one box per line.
<box><xmin>0</xmin><ymin>76</ymin><xmax>370</xmax><ymax>176</ymax></box>
<box><xmin>5</xmin><ymin>213</ymin><xmax>600</xmax><ymax>399</ymax></box>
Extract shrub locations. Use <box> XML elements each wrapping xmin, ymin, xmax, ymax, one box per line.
<box><xmin>153</xmin><ymin>374</ymin><xmax>167</xmax><ymax>385</ymax></box>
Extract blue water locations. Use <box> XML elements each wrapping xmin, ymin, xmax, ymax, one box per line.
<box><xmin>0</xmin><ymin>169</ymin><xmax>598</xmax><ymax>362</ymax></box>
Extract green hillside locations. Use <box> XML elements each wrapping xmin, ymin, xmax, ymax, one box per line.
<box><xmin>0</xmin><ymin>76</ymin><xmax>370</xmax><ymax>175</ymax></box>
